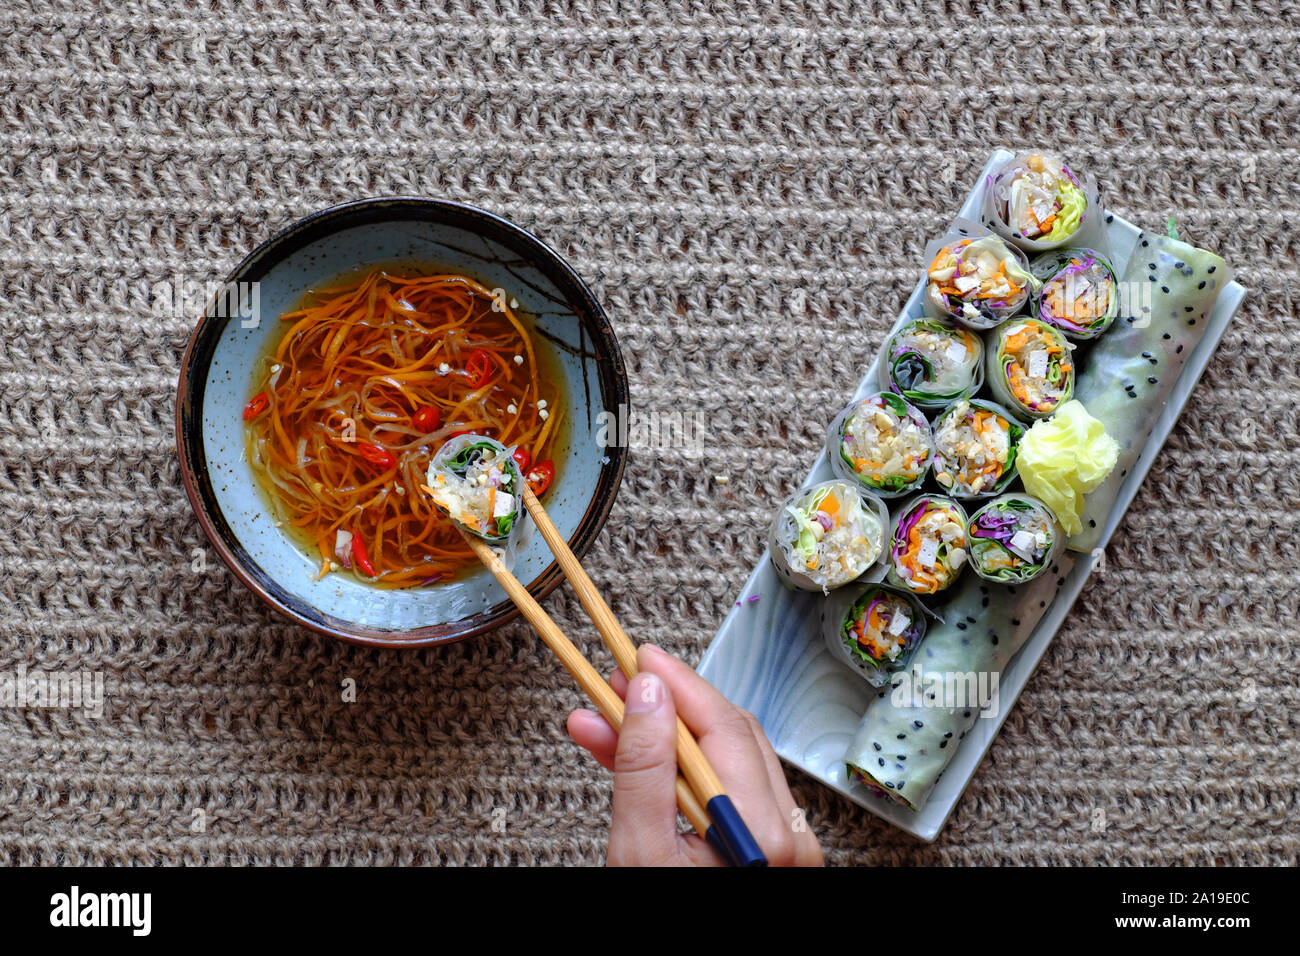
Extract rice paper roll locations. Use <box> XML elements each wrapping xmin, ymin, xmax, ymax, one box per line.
<box><xmin>981</xmin><ymin>152</ymin><xmax>1106</xmax><ymax>255</ymax></box>
<box><xmin>768</xmin><ymin>479</ymin><xmax>889</xmax><ymax>592</ymax></box>
<box><xmin>1029</xmin><ymin>248</ymin><xmax>1120</xmax><ymax>341</ymax></box>
<box><xmin>923</xmin><ymin>232</ymin><xmax>1037</xmax><ymax>330</ymax></box>
<box><xmin>986</xmin><ymin>318</ymin><xmax>1076</xmax><ymax>420</ymax></box>
<box><xmin>1068</xmin><ymin>225</ymin><xmax>1234</xmax><ymax>553</ymax></box>
<box><xmin>931</xmin><ymin>398</ymin><xmax>1026</xmax><ymax>499</ymax></box>
<box><xmin>426</xmin><ymin>436</ymin><xmax>524</xmax><ymax>542</ymax></box>
<box><xmin>967</xmin><ymin>494</ymin><xmax>1064</xmax><ymax>584</ymax></box>
<box><xmin>827</xmin><ymin>393</ymin><xmax>933</xmax><ymax>500</ymax></box>
<box><xmin>885</xmin><ymin>495</ymin><xmax>968</xmax><ymax>597</ymax></box>
<box><xmin>878</xmin><ymin>318</ymin><xmax>983</xmax><ymax>410</ymax></box>
<box><xmin>821</xmin><ymin>583</ymin><xmax>927</xmax><ymax>687</ymax></box>
<box><xmin>843</xmin><ymin>557</ymin><xmax>1074</xmax><ymax>811</ymax></box>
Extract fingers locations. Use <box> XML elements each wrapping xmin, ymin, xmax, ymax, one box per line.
<box><xmin>636</xmin><ymin>643</ymin><xmax>818</xmax><ymax>867</ymax></box>
<box><xmin>565</xmin><ymin>709</ymin><xmax>618</xmax><ymax>772</ymax></box>
<box><xmin>607</xmin><ymin>671</ymin><xmax>684</xmax><ymax>866</ymax></box>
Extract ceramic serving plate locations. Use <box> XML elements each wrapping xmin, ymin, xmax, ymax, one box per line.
<box><xmin>698</xmin><ymin>150</ymin><xmax>1247</xmax><ymax>841</ymax></box>
<box><xmin>176</xmin><ymin>198</ymin><xmax>628</xmax><ymax>648</ymax></box>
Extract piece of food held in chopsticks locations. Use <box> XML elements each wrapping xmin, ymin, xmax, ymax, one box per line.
<box><xmin>842</xmin><ymin>558</ymin><xmax>1074</xmax><ymax>811</ymax></box>
<box><xmin>821</xmin><ymin>583</ymin><xmax>927</xmax><ymax>687</ymax></box>
<box><xmin>967</xmin><ymin>494</ymin><xmax>1064</xmax><ymax>584</ymax></box>
<box><xmin>878</xmin><ymin>318</ymin><xmax>984</xmax><ymax>410</ymax></box>
<box><xmin>1029</xmin><ymin>248</ymin><xmax>1120</xmax><ymax>341</ymax></box>
<box><xmin>1067</xmin><ymin>221</ymin><xmax>1234</xmax><ymax>553</ymax></box>
<box><xmin>930</xmin><ymin>398</ymin><xmax>1026</xmax><ymax>499</ymax></box>
<box><xmin>424</xmin><ymin>436</ymin><xmax>525</xmax><ymax>542</ymax></box>
<box><xmin>983</xmin><ymin>152</ymin><xmax>1102</xmax><ymax>252</ymax></box>
<box><xmin>885</xmin><ymin>495</ymin><xmax>968</xmax><ymax>597</ymax></box>
<box><xmin>768</xmin><ymin>480</ymin><xmax>889</xmax><ymax>593</ymax></box>
<box><xmin>986</xmin><ymin>317</ymin><xmax>1075</xmax><ymax>420</ymax></box>
<box><xmin>826</xmin><ymin>393</ymin><xmax>934</xmax><ymax>499</ymax></box>
<box><xmin>924</xmin><ymin>235</ymin><xmax>1038</xmax><ymax>330</ymax></box>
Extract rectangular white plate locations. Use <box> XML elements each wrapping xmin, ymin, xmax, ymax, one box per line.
<box><xmin>697</xmin><ymin>149</ymin><xmax>1247</xmax><ymax>842</ymax></box>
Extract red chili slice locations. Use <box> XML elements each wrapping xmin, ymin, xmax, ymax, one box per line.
<box><xmin>356</xmin><ymin>443</ymin><xmax>396</xmax><ymax>469</ymax></box>
<box><xmin>413</xmin><ymin>406</ymin><xmax>441</xmax><ymax>432</ymax></box>
<box><xmin>465</xmin><ymin>349</ymin><xmax>493</xmax><ymax>389</ymax></box>
<box><xmin>525</xmin><ymin>459</ymin><xmax>554</xmax><ymax>497</ymax></box>
<box><xmin>242</xmin><ymin>392</ymin><xmax>269</xmax><ymax>421</ymax></box>
<box><xmin>512</xmin><ymin>447</ymin><xmax>532</xmax><ymax>474</ymax></box>
<box><xmin>351</xmin><ymin>533</ymin><xmax>376</xmax><ymax>577</ymax></box>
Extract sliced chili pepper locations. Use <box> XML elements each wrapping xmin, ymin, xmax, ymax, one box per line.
<box><xmin>356</xmin><ymin>443</ymin><xmax>396</xmax><ymax>469</ymax></box>
<box><xmin>243</xmin><ymin>392</ymin><xmax>269</xmax><ymax>421</ymax></box>
<box><xmin>525</xmin><ymin>459</ymin><xmax>554</xmax><ymax>497</ymax></box>
<box><xmin>412</xmin><ymin>406</ymin><xmax>441</xmax><ymax>432</ymax></box>
<box><xmin>465</xmin><ymin>348</ymin><xmax>494</xmax><ymax>389</ymax></box>
<box><xmin>511</xmin><ymin>447</ymin><xmax>532</xmax><ymax>474</ymax></box>
<box><xmin>351</xmin><ymin>533</ymin><xmax>376</xmax><ymax>577</ymax></box>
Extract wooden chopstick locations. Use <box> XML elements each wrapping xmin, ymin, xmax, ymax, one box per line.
<box><xmin>518</xmin><ymin>487</ymin><xmax>766</xmax><ymax>867</ymax></box>
<box><xmin>458</xmin><ymin>532</ymin><xmax>719</xmax><ymax>847</ymax></box>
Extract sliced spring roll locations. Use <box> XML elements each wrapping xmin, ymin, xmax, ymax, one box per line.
<box><xmin>986</xmin><ymin>317</ymin><xmax>1075</xmax><ymax>420</ymax></box>
<box><xmin>982</xmin><ymin>152</ymin><xmax>1103</xmax><ymax>253</ymax></box>
<box><xmin>1068</xmin><ymin>224</ymin><xmax>1234</xmax><ymax>552</ymax></box>
<box><xmin>768</xmin><ymin>479</ymin><xmax>889</xmax><ymax>592</ymax></box>
<box><xmin>923</xmin><ymin>235</ymin><xmax>1037</xmax><ymax>330</ymax></box>
<box><xmin>967</xmin><ymin>494</ymin><xmax>1064</xmax><ymax>584</ymax></box>
<box><xmin>878</xmin><ymin>318</ymin><xmax>984</xmax><ymax>410</ymax></box>
<box><xmin>827</xmin><ymin>393</ymin><xmax>934</xmax><ymax>499</ymax></box>
<box><xmin>426</xmin><ymin>436</ymin><xmax>524</xmax><ymax>541</ymax></box>
<box><xmin>931</xmin><ymin>398</ymin><xmax>1026</xmax><ymax>499</ymax></box>
<box><xmin>1030</xmin><ymin>248</ymin><xmax>1120</xmax><ymax>341</ymax></box>
<box><xmin>822</xmin><ymin>583</ymin><xmax>927</xmax><ymax>687</ymax></box>
<box><xmin>885</xmin><ymin>495</ymin><xmax>968</xmax><ymax>597</ymax></box>
<box><xmin>843</xmin><ymin>558</ymin><xmax>1074</xmax><ymax>811</ymax></box>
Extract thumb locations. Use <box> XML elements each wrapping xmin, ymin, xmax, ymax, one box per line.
<box><xmin>608</xmin><ymin>670</ymin><xmax>680</xmax><ymax>865</ymax></box>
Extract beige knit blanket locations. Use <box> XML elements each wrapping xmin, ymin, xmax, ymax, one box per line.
<box><xmin>1</xmin><ymin>0</ymin><xmax>1294</xmax><ymax>865</ymax></box>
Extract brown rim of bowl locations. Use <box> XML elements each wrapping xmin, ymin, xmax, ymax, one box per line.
<box><xmin>175</xmin><ymin>196</ymin><xmax>629</xmax><ymax>649</ymax></box>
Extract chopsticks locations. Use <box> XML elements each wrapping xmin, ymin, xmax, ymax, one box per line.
<box><xmin>457</xmin><ymin>489</ymin><xmax>767</xmax><ymax>867</ymax></box>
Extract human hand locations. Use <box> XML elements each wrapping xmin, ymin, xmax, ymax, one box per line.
<box><xmin>566</xmin><ymin>643</ymin><xmax>824</xmax><ymax>866</ymax></box>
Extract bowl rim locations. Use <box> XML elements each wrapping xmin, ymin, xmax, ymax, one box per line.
<box><xmin>175</xmin><ymin>196</ymin><xmax>629</xmax><ymax>649</ymax></box>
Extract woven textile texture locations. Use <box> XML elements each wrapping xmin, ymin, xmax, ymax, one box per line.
<box><xmin>1</xmin><ymin>0</ymin><xmax>1296</xmax><ymax>866</ymax></box>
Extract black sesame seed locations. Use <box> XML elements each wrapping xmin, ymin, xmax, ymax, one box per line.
<box><xmin>1148</xmin><ymin>376</ymin><xmax>1158</xmax><ymax>384</ymax></box>
<box><xmin>1142</xmin><ymin>351</ymin><xmax>1152</xmax><ymax>358</ymax></box>
<box><xmin>1039</xmin><ymin>600</ymin><xmax>1046</xmax><ymax>608</ymax></box>
<box><xmin>966</xmin><ymin>616</ymin><xmax>976</xmax><ymax>623</ymax></box>
<box><xmin>1188</xmin><ymin>319</ymin><xmax>1196</xmax><ymax>325</ymax></box>
<box><xmin>1141</xmin><ymin>239</ymin><xmax>1149</xmax><ymax>247</ymax></box>
<box><xmin>873</xmin><ymin>742</ymin><xmax>882</xmax><ymax>751</ymax></box>
<box><xmin>1148</xmin><ymin>263</ymin><xmax>1156</xmax><ymax>270</ymax></box>
<box><xmin>884</xmin><ymin>781</ymin><xmax>893</xmax><ymax>788</ymax></box>
<box><xmin>1207</xmin><ymin>265</ymin><xmax>1216</xmax><ymax>273</ymax></box>
<box><xmin>1162</xmin><ymin>332</ymin><xmax>1171</xmax><ymax>339</ymax></box>
<box><xmin>1174</xmin><ymin>261</ymin><xmax>1184</xmax><ymax>269</ymax></box>
<box><xmin>897</xmin><ymin>755</ymin><xmax>907</xmax><ymax>761</ymax></box>
<box><xmin>1148</xmin><ymin>276</ymin><xmax>1156</xmax><ymax>283</ymax></box>
<box><xmin>963</xmin><ymin>711</ymin><xmax>971</xmax><ymax>719</ymax></box>
<box><xmin>956</xmin><ymin>622</ymin><xmax>966</xmax><ymax>630</ymax></box>
<box><xmin>1185</xmin><ymin>306</ymin><xmax>1194</xmax><ymax>312</ymax></box>
<box><xmin>897</xmin><ymin>733</ymin><xmax>906</xmax><ymax>739</ymax></box>
<box><xmin>959</xmin><ymin>731</ymin><xmax>966</xmax><ymax>740</ymax></box>
<box><xmin>1011</xmin><ymin>618</ymin><xmax>1021</xmax><ymax>626</ymax></box>
<box><xmin>991</xmin><ymin>635</ymin><xmax>999</xmax><ymax>645</ymax></box>
<box><xmin>879</xmin><ymin>758</ymin><xmax>885</xmax><ymax>766</ymax></box>
<box><xmin>981</xmin><ymin>596</ymin><xmax>989</xmax><ymax>607</ymax></box>
<box><xmin>939</xmin><ymin>740</ymin><xmax>947</xmax><ymax>748</ymax></box>
<box><xmin>1161</xmin><ymin>286</ymin><xmax>1170</xmax><ymax>294</ymax></box>
<box><xmin>1176</xmin><ymin>344</ymin><xmax>1184</xmax><ymax>353</ymax></box>
<box><xmin>1198</xmin><ymin>281</ymin><xmax>1206</xmax><ymax>289</ymax></box>
<box><xmin>1106</xmin><ymin>214</ymin><xmax>1114</xmax><ymax>223</ymax></box>
<box><xmin>913</xmin><ymin>720</ymin><xmax>923</xmax><ymax>729</ymax></box>
<box><xmin>1088</xmin><ymin>519</ymin><xmax>1096</xmax><ymax>527</ymax></box>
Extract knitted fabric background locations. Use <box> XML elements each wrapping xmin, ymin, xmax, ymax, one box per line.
<box><xmin>1</xmin><ymin>0</ymin><xmax>1295</xmax><ymax>865</ymax></box>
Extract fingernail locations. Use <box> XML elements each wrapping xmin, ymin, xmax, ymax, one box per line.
<box><xmin>626</xmin><ymin>672</ymin><xmax>665</xmax><ymax>714</ymax></box>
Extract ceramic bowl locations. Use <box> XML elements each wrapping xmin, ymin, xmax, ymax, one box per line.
<box><xmin>176</xmin><ymin>197</ymin><xmax>628</xmax><ymax>648</ymax></box>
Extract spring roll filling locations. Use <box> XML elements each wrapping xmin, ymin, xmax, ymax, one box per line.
<box><xmin>993</xmin><ymin>153</ymin><xmax>1087</xmax><ymax>243</ymax></box>
<box><xmin>998</xmin><ymin>321</ymin><xmax>1073</xmax><ymax>414</ymax></box>
<box><xmin>1039</xmin><ymin>254</ymin><xmax>1116</xmax><ymax>335</ymax></box>
<box><xmin>785</xmin><ymin>484</ymin><xmax>883</xmax><ymax>589</ymax></box>
<box><xmin>888</xmin><ymin>322</ymin><xmax>980</xmax><ymax>399</ymax></box>
<box><xmin>841</xmin><ymin>396</ymin><xmax>930</xmax><ymax>492</ymax></box>
<box><xmin>842</xmin><ymin>588</ymin><xmax>920</xmax><ymax>667</ymax></box>
<box><xmin>970</xmin><ymin>499</ymin><xmax>1055</xmax><ymax>579</ymax></box>
<box><xmin>891</xmin><ymin>501</ymin><xmax>967</xmax><ymax>594</ymax></box>
<box><xmin>427</xmin><ymin>441</ymin><xmax>520</xmax><ymax>539</ymax></box>
<box><xmin>927</xmin><ymin>237</ymin><xmax>1035</xmax><ymax>322</ymax></box>
<box><xmin>933</xmin><ymin>401</ymin><xmax>1017</xmax><ymax>496</ymax></box>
